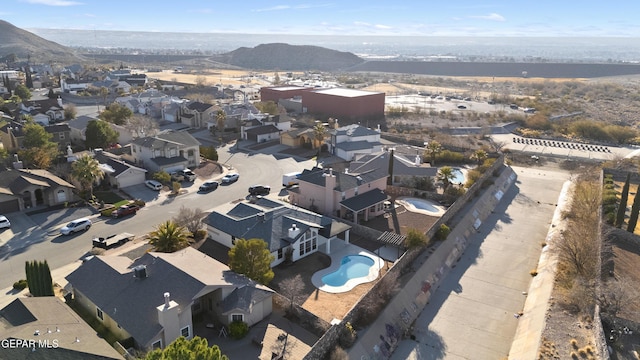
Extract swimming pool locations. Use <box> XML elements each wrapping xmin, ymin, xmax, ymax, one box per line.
<box><xmin>312</xmin><ymin>251</ymin><xmax>383</xmax><ymax>293</ymax></box>
<box><xmin>452</xmin><ymin>168</ymin><xmax>466</xmax><ymax>184</ymax></box>
<box><xmin>321</xmin><ymin>255</ymin><xmax>375</xmax><ymax>287</ymax></box>
<box><xmin>397</xmin><ymin>197</ymin><xmax>447</xmax><ymax>216</ymax></box>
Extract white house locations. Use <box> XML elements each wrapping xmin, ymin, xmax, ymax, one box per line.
<box><xmin>203</xmin><ymin>197</ymin><xmax>351</xmax><ymax>267</ymax></box>
<box><xmin>328</xmin><ymin>124</ymin><xmax>383</xmax><ymax>161</ymax></box>
<box><xmin>130</xmin><ymin>131</ymin><xmax>201</xmax><ymax>173</ymax></box>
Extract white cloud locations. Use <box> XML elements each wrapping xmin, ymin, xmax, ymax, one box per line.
<box><xmin>375</xmin><ymin>24</ymin><xmax>392</xmax><ymax>30</ymax></box>
<box><xmin>22</xmin><ymin>0</ymin><xmax>82</xmax><ymax>5</ymax></box>
<box><xmin>470</xmin><ymin>13</ymin><xmax>506</xmax><ymax>22</ymax></box>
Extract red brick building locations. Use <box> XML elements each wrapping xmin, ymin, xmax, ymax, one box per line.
<box><xmin>259</xmin><ymin>86</ymin><xmax>314</xmax><ymax>103</ymax></box>
<box><xmin>301</xmin><ymin>88</ymin><xmax>385</xmax><ymax>120</ymax></box>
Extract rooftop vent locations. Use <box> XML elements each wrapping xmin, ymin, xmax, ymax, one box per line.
<box><xmin>133</xmin><ymin>265</ymin><xmax>147</xmax><ymax>279</ymax></box>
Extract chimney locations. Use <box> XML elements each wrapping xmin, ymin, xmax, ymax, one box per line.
<box><xmin>57</xmin><ymin>96</ymin><xmax>63</xmax><ymax>108</ymax></box>
<box><xmin>164</xmin><ymin>292</ymin><xmax>171</xmax><ymax>308</ymax></box>
<box><xmin>288</xmin><ymin>224</ymin><xmax>301</xmax><ymax>239</ymax></box>
<box><xmin>257</xmin><ymin>212</ymin><xmax>265</xmax><ymax>222</ymax></box>
<box><xmin>376</xmin><ymin>124</ymin><xmax>381</xmax><ymax>132</ymax></box>
<box><xmin>329</xmin><ymin>168</ymin><xmax>333</xmax><ymax>176</ymax></box>
<box><xmin>345</xmin><ymin>168</ymin><xmax>349</xmax><ymax>174</ymax></box>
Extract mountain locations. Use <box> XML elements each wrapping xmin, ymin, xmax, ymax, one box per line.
<box><xmin>0</xmin><ymin>20</ymin><xmax>85</xmax><ymax>63</ymax></box>
<box><xmin>215</xmin><ymin>43</ymin><xmax>364</xmax><ymax>71</ymax></box>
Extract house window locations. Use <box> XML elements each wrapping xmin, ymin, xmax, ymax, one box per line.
<box><xmin>152</xmin><ymin>340</ymin><xmax>162</xmax><ymax>350</ymax></box>
<box><xmin>180</xmin><ymin>326</ymin><xmax>190</xmax><ymax>338</ymax></box>
<box><xmin>188</xmin><ymin>149</ymin><xmax>194</xmax><ymax>156</ymax></box>
<box><xmin>231</xmin><ymin>236</ymin><xmax>236</xmax><ymax>245</ymax></box>
<box><xmin>232</xmin><ymin>314</ymin><xmax>244</xmax><ymax>323</ymax></box>
<box><xmin>299</xmin><ymin>230</ymin><xmax>317</xmax><ymax>257</ymax></box>
<box><xmin>277</xmin><ymin>248</ymin><xmax>283</xmax><ymax>259</ymax></box>
<box><xmin>96</xmin><ymin>308</ymin><xmax>104</xmax><ymax>321</ymax></box>
<box><xmin>59</xmin><ymin>133</ymin><xmax>65</xmax><ymax>139</ymax></box>
<box><xmin>133</xmin><ymin>146</ymin><xmax>136</xmax><ymax>153</ymax></box>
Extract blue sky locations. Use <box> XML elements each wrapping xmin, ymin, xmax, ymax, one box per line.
<box><xmin>1</xmin><ymin>0</ymin><xmax>638</xmax><ymax>36</ymax></box>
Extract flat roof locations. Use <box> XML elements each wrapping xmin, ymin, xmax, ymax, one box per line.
<box><xmin>311</xmin><ymin>88</ymin><xmax>383</xmax><ymax>97</ymax></box>
<box><xmin>268</xmin><ymin>86</ymin><xmax>310</xmax><ymax>92</ymax></box>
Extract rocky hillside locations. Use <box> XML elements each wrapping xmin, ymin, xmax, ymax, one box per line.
<box><xmin>215</xmin><ymin>43</ymin><xmax>364</xmax><ymax>71</ymax></box>
<box><xmin>0</xmin><ymin>20</ymin><xmax>85</xmax><ymax>63</ymax></box>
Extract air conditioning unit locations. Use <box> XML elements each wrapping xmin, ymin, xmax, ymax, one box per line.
<box><xmin>133</xmin><ymin>265</ymin><xmax>147</xmax><ymax>279</ymax></box>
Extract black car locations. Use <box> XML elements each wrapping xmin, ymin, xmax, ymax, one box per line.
<box><xmin>199</xmin><ymin>181</ymin><xmax>219</xmax><ymax>192</ymax></box>
<box><xmin>248</xmin><ymin>185</ymin><xmax>270</xmax><ymax>196</ymax></box>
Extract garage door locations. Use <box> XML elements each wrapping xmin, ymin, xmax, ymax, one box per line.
<box><xmin>117</xmin><ymin>172</ymin><xmax>146</xmax><ymax>188</ymax></box>
<box><xmin>0</xmin><ymin>199</ymin><xmax>20</xmax><ymax>213</ymax></box>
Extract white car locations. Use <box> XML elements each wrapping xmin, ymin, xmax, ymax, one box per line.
<box><xmin>0</xmin><ymin>215</ymin><xmax>10</xmax><ymax>229</ymax></box>
<box><xmin>221</xmin><ymin>173</ymin><xmax>239</xmax><ymax>184</ymax></box>
<box><xmin>145</xmin><ymin>180</ymin><xmax>163</xmax><ymax>191</ymax></box>
<box><xmin>60</xmin><ymin>218</ymin><xmax>92</xmax><ymax>235</ymax></box>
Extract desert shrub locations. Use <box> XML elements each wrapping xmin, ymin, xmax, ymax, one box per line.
<box><xmin>100</xmin><ymin>206</ymin><xmax>116</xmax><ymax>217</ymax></box>
<box><xmin>435</xmin><ymin>224</ymin><xmax>451</xmax><ymax>241</ymax></box>
<box><xmin>229</xmin><ymin>321</ymin><xmax>248</xmax><ymax>339</ymax></box>
<box><xmin>405</xmin><ymin>228</ymin><xmax>428</xmax><ymax>248</ymax></box>
<box><xmin>435</xmin><ymin>150</ymin><xmax>466</xmax><ymax>163</ymax></box>
<box><xmin>338</xmin><ymin>322</ymin><xmax>357</xmax><ymax>348</ymax></box>
<box><xmin>445</xmin><ymin>186</ymin><xmax>465</xmax><ymax>199</ymax></box>
<box><xmin>13</xmin><ymin>279</ymin><xmax>27</xmax><ymax>290</ymax></box>
<box><xmin>133</xmin><ymin>199</ymin><xmax>146</xmax><ymax>207</ymax></box>
<box><xmin>464</xmin><ymin>169</ymin><xmax>482</xmax><ymax>188</ymax></box>
<box><xmin>194</xmin><ymin>229</ymin><xmax>207</xmax><ymax>241</ymax></box>
<box><xmin>90</xmin><ymin>247</ymin><xmax>105</xmax><ymax>255</ymax></box>
<box><xmin>602</xmin><ymin>193</ymin><xmax>617</xmax><ymax>206</ymax></box>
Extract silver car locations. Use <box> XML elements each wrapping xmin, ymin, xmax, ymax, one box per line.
<box><xmin>0</xmin><ymin>215</ymin><xmax>10</xmax><ymax>229</ymax></box>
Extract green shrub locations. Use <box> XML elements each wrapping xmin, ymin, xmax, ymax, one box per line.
<box><xmin>435</xmin><ymin>150</ymin><xmax>466</xmax><ymax>163</ymax></box>
<box><xmin>464</xmin><ymin>169</ymin><xmax>482</xmax><ymax>188</ymax></box>
<box><xmin>194</xmin><ymin>229</ymin><xmax>207</xmax><ymax>241</ymax></box>
<box><xmin>435</xmin><ymin>224</ymin><xmax>451</xmax><ymax>241</ymax></box>
<box><xmin>229</xmin><ymin>321</ymin><xmax>249</xmax><ymax>339</ymax></box>
<box><xmin>100</xmin><ymin>206</ymin><xmax>116</xmax><ymax>217</ymax></box>
<box><xmin>13</xmin><ymin>279</ymin><xmax>27</xmax><ymax>290</ymax></box>
<box><xmin>602</xmin><ymin>194</ymin><xmax>617</xmax><ymax>205</ymax></box>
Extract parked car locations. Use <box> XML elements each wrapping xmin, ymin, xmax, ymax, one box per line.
<box><xmin>221</xmin><ymin>173</ymin><xmax>239</xmax><ymax>184</ymax></box>
<box><xmin>248</xmin><ymin>185</ymin><xmax>271</xmax><ymax>196</ymax></box>
<box><xmin>0</xmin><ymin>215</ymin><xmax>10</xmax><ymax>229</ymax></box>
<box><xmin>145</xmin><ymin>180</ymin><xmax>163</xmax><ymax>191</ymax></box>
<box><xmin>199</xmin><ymin>181</ymin><xmax>219</xmax><ymax>193</ymax></box>
<box><xmin>60</xmin><ymin>218</ymin><xmax>92</xmax><ymax>235</ymax></box>
<box><xmin>457</xmin><ymin>105</ymin><xmax>467</xmax><ymax>109</ymax></box>
<box><xmin>170</xmin><ymin>172</ymin><xmax>185</xmax><ymax>182</ymax></box>
<box><xmin>111</xmin><ymin>204</ymin><xmax>140</xmax><ymax>218</ymax></box>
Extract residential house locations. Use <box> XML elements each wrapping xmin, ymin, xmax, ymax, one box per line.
<box><xmin>60</xmin><ymin>78</ymin><xmax>90</xmax><ymax>93</ymax></box>
<box><xmin>114</xmin><ymin>96</ymin><xmax>141</xmax><ymax>113</ymax></box>
<box><xmin>119</xmin><ymin>73</ymin><xmax>147</xmax><ymax>88</ymax></box>
<box><xmin>221</xmin><ymin>102</ymin><xmax>261</xmax><ymax>131</ymax></box>
<box><xmin>328</xmin><ymin>124</ymin><xmax>383</xmax><ymax>161</ymax></box>
<box><xmin>0</xmin><ymin>297</ymin><xmax>124</xmax><ymax>360</ymax></box>
<box><xmin>0</xmin><ymin>121</ymin><xmax>70</xmax><ymax>152</ymax></box>
<box><xmin>130</xmin><ymin>131</ymin><xmax>200</xmax><ymax>173</ymax></box>
<box><xmin>349</xmin><ymin>148</ymin><xmax>438</xmax><ymax>186</ymax></box>
<box><xmin>0</xmin><ymin>168</ymin><xmax>75</xmax><ymax>211</ymax></box>
<box><xmin>94</xmin><ymin>150</ymin><xmax>147</xmax><ymax>188</ymax></box>
<box><xmin>280</xmin><ymin>127</ymin><xmax>315</xmax><ymax>148</ymax></box>
<box><xmin>19</xmin><ymin>98</ymin><xmax>65</xmax><ymax>125</ymax></box>
<box><xmin>180</xmin><ymin>101</ymin><xmax>216</xmax><ymax>128</ymax></box>
<box><xmin>161</xmin><ymin>101</ymin><xmax>183</xmax><ymax>123</ymax></box>
<box><xmin>241</xmin><ymin>114</ymin><xmax>291</xmax><ymax>142</ymax></box>
<box><xmin>66</xmin><ymin>247</ymin><xmax>273</xmax><ymax>351</ymax></box>
<box><xmin>288</xmin><ymin>166</ymin><xmax>389</xmax><ymax>224</ymax></box>
<box><xmin>67</xmin><ymin>115</ymin><xmax>96</xmax><ymax>144</ymax></box>
<box><xmin>203</xmin><ymin>197</ymin><xmax>352</xmax><ymax>267</ymax></box>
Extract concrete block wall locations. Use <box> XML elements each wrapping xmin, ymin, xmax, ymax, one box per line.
<box><xmin>345</xmin><ymin>166</ymin><xmax>517</xmax><ymax>360</ymax></box>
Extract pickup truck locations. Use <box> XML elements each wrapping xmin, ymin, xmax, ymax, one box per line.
<box><xmin>111</xmin><ymin>204</ymin><xmax>140</xmax><ymax>218</ymax></box>
<box><xmin>92</xmin><ymin>232</ymin><xmax>134</xmax><ymax>249</ymax></box>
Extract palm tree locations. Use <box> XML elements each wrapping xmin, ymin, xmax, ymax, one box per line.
<box><xmin>148</xmin><ymin>220</ymin><xmax>190</xmax><ymax>253</ymax></box>
<box><xmin>312</xmin><ymin>122</ymin><xmax>327</xmax><ymax>165</ymax></box>
<box><xmin>216</xmin><ymin>110</ymin><xmax>226</xmax><ymax>134</ymax></box>
<box><xmin>71</xmin><ymin>155</ymin><xmax>104</xmax><ymax>199</ymax></box>
<box><xmin>437</xmin><ymin>166</ymin><xmax>456</xmax><ymax>192</ymax></box>
<box><xmin>424</xmin><ymin>141</ymin><xmax>442</xmax><ymax>165</ymax></box>
<box><xmin>470</xmin><ymin>149</ymin><xmax>488</xmax><ymax>164</ymax></box>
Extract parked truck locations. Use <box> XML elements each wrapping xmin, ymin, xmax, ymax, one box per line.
<box><xmin>282</xmin><ymin>171</ymin><xmax>302</xmax><ymax>187</ymax></box>
<box><xmin>111</xmin><ymin>203</ymin><xmax>140</xmax><ymax>218</ymax></box>
<box><xmin>92</xmin><ymin>232</ymin><xmax>134</xmax><ymax>249</ymax></box>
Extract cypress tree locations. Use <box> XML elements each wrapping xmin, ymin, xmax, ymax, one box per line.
<box><xmin>42</xmin><ymin>260</ymin><xmax>54</xmax><ymax>296</ymax></box>
<box><xmin>615</xmin><ymin>172</ymin><xmax>631</xmax><ymax>228</ymax></box>
<box><xmin>25</xmin><ymin>260</ymin><xmax>54</xmax><ymax>297</ymax></box>
<box><xmin>627</xmin><ymin>189</ymin><xmax>640</xmax><ymax>233</ymax></box>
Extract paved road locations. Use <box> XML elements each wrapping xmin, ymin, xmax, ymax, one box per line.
<box><xmin>0</xmin><ymin>144</ymin><xmax>314</xmax><ymax>290</ymax></box>
<box><xmin>392</xmin><ymin>166</ymin><xmax>570</xmax><ymax>360</ymax></box>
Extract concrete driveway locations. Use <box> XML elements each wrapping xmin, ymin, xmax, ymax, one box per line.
<box><xmin>392</xmin><ymin>166</ymin><xmax>570</xmax><ymax>360</ymax></box>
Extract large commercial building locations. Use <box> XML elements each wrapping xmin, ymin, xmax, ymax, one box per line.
<box><xmin>259</xmin><ymin>86</ymin><xmax>385</xmax><ymax>120</ymax></box>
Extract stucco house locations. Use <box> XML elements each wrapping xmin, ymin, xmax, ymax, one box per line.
<box><xmin>280</xmin><ymin>127</ymin><xmax>315</xmax><ymax>148</ymax></box>
<box><xmin>180</xmin><ymin>101</ymin><xmax>217</xmax><ymax>128</ymax></box>
<box><xmin>0</xmin><ymin>297</ymin><xmax>124</xmax><ymax>359</ymax></box>
<box><xmin>203</xmin><ymin>197</ymin><xmax>352</xmax><ymax>267</ymax></box>
<box><xmin>130</xmin><ymin>131</ymin><xmax>200</xmax><ymax>173</ymax></box>
<box><xmin>327</xmin><ymin>124</ymin><xmax>383</xmax><ymax>161</ymax></box>
<box><xmin>0</xmin><ymin>168</ymin><xmax>75</xmax><ymax>211</ymax></box>
<box><xmin>288</xmin><ymin>166</ymin><xmax>389</xmax><ymax>224</ymax></box>
<box><xmin>94</xmin><ymin>150</ymin><xmax>147</xmax><ymax>189</ymax></box>
<box><xmin>350</xmin><ymin>148</ymin><xmax>438</xmax><ymax>186</ymax></box>
<box><xmin>66</xmin><ymin>247</ymin><xmax>273</xmax><ymax>351</ymax></box>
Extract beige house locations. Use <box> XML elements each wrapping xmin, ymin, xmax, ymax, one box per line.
<box><xmin>0</xmin><ymin>168</ymin><xmax>75</xmax><ymax>211</ymax></box>
<box><xmin>288</xmin><ymin>167</ymin><xmax>389</xmax><ymax>224</ymax></box>
<box><xmin>280</xmin><ymin>127</ymin><xmax>315</xmax><ymax>148</ymax></box>
<box><xmin>66</xmin><ymin>247</ymin><xmax>273</xmax><ymax>351</ymax></box>
<box><xmin>130</xmin><ymin>131</ymin><xmax>201</xmax><ymax>173</ymax></box>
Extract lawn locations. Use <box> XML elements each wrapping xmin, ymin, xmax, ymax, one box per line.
<box><xmin>94</xmin><ymin>191</ymin><xmax>128</xmax><ymax>207</ymax></box>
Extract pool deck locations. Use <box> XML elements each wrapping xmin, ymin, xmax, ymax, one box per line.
<box><xmin>311</xmin><ymin>242</ymin><xmax>385</xmax><ymax>294</ymax></box>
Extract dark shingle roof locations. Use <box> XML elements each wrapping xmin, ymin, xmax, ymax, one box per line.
<box><xmin>339</xmin><ymin>189</ymin><xmax>388</xmax><ymax>212</ymax></box>
<box><xmin>245</xmin><ymin>124</ymin><xmax>280</xmax><ymax>136</ymax></box>
<box><xmin>350</xmin><ymin>151</ymin><xmax>438</xmax><ymax>177</ymax></box>
<box><xmin>297</xmin><ymin>167</ymin><xmax>388</xmax><ymax>191</ymax></box>
<box><xmin>222</xmin><ymin>286</ymin><xmax>273</xmax><ymax>313</ymax></box>
<box><xmin>131</xmin><ymin>131</ymin><xmax>200</xmax><ymax>149</ymax></box>
<box><xmin>335</xmin><ymin>140</ymin><xmax>381</xmax><ymax>151</ymax></box>
<box><xmin>186</xmin><ymin>101</ymin><xmax>213</xmax><ymax>112</ymax></box>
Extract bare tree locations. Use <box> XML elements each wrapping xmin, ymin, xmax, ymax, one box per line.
<box><xmin>278</xmin><ymin>274</ymin><xmax>305</xmax><ymax>314</ymax></box>
<box><xmin>172</xmin><ymin>205</ymin><xmax>204</xmax><ymax>235</ymax></box>
<box><xmin>126</xmin><ymin>114</ymin><xmax>159</xmax><ymax>139</ymax></box>
<box><xmin>598</xmin><ymin>277</ymin><xmax>639</xmax><ymax>320</ymax></box>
